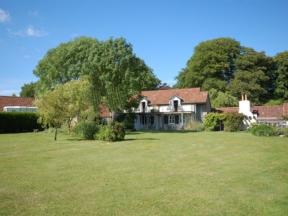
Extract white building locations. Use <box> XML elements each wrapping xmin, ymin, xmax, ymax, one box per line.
<box><xmin>132</xmin><ymin>88</ymin><xmax>211</xmax><ymax>130</ymax></box>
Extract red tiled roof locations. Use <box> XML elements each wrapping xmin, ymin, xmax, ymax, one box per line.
<box><xmin>0</xmin><ymin>96</ymin><xmax>34</xmax><ymax>111</ymax></box>
<box><xmin>140</xmin><ymin>88</ymin><xmax>209</xmax><ymax>105</ymax></box>
<box><xmin>216</xmin><ymin>103</ymin><xmax>288</xmax><ymax>120</ymax></box>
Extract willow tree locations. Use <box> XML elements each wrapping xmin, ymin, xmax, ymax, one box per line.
<box><xmin>88</xmin><ymin>38</ymin><xmax>160</xmax><ymax>117</ymax></box>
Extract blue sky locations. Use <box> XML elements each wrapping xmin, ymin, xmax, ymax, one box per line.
<box><xmin>0</xmin><ymin>0</ymin><xmax>287</xmax><ymax>95</ymax></box>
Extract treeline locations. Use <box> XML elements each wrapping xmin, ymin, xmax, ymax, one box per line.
<box><xmin>21</xmin><ymin>37</ymin><xmax>288</xmax><ymax>108</ymax></box>
<box><xmin>175</xmin><ymin>38</ymin><xmax>288</xmax><ymax>107</ymax></box>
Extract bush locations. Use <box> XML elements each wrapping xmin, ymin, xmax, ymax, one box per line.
<box><xmin>115</xmin><ymin>113</ymin><xmax>135</xmax><ymax>130</ymax></box>
<box><xmin>73</xmin><ymin>121</ymin><xmax>98</xmax><ymax>140</ymax></box>
<box><xmin>223</xmin><ymin>113</ymin><xmax>244</xmax><ymax>132</ymax></box>
<box><xmin>0</xmin><ymin>112</ymin><xmax>42</xmax><ymax>133</ymax></box>
<box><xmin>203</xmin><ymin>113</ymin><xmax>225</xmax><ymax>131</ymax></box>
<box><xmin>184</xmin><ymin>121</ymin><xmax>204</xmax><ymax>132</ymax></box>
<box><xmin>96</xmin><ymin>122</ymin><xmax>125</xmax><ymax>142</ymax></box>
<box><xmin>249</xmin><ymin>124</ymin><xmax>280</xmax><ymax>137</ymax></box>
<box><xmin>279</xmin><ymin>128</ymin><xmax>288</xmax><ymax>137</ymax></box>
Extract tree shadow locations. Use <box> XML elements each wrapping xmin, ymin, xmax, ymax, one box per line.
<box><xmin>120</xmin><ymin>138</ymin><xmax>159</xmax><ymax>142</ymax></box>
<box><xmin>134</xmin><ymin>130</ymin><xmax>197</xmax><ymax>134</ymax></box>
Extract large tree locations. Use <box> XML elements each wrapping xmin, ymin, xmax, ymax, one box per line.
<box><xmin>274</xmin><ymin>51</ymin><xmax>288</xmax><ymax>100</ymax></box>
<box><xmin>33</xmin><ymin>37</ymin><xmax>159</xmax><ymax>113</ymax></box>
<box><xmin>230</xmin><ymin>48</ymin><xmax>274</xmax><ymax>104</ymax></box>
<box><xmin>87</xmin><ymin>38</ymin><xmax>160</xmax><ymax>115</ymax></box>
<box><xmin>175</xmin><ymin>38</ymin><xmax>241</xmax><ymax>91</ymax></box>
<box><xmin>33</xmin><ymin>37</ymin><xmax>98</xmax><ymax>93</ymax></box>
<box><xmin>20</xmin><ymin>82</ymin><xmax>37</xmax><ymax>97</ymax></box>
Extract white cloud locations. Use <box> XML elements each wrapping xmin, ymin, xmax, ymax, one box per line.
<box><xmin>14</xmin><ymin>25</ymin><xmax>47</xmax><ymax>37</ymax></box>
<box><xmin>0</xmin><ymin>8</ymin><xmax>10</xmax><ymax>23</ymax></box>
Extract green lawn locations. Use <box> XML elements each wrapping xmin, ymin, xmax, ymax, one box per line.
<box><xmin>0</xmin><ymin>131</ymin><xmax>288</xmax><ymax>216</ymax></box>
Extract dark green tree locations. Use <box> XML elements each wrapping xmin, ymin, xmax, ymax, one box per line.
<box><xmin>230</xmin><ymin>48</ymin><xmax>274</xmax><ymax>104</ymax></box>
<box><xmin>175</xmin><ymin>38</ymin><xmax>241</xmax><ymax>91</ymax></box>
<box><xmin>20</xmin><ymin>82</ymin><xmax>37</xmax><ymax>97</ymax></box>
<box><xmin>274</xmin><ymin>51</ymin><xmax>288</xmax><ymax>100</ymax></box>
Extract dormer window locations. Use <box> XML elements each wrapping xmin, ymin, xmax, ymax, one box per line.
<box><xmin>141</xmin><ymin>101</ymin><xmax>146</xmax><ymax>113</ymax></box>
<box><xmin>170</xmin><ymin>96</ymin><xmax>182</xmax><ymax>112</ymax></box>
<box><xmin>173</xmin><ymin>100</ymin><xmax>179</xmax><ymax>112</ymax></box>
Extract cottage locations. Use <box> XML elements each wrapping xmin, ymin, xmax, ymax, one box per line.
<box><xmin>132</xmin><ymin>88</ymin><xmax>211</xmax><ymax>130</ymax></box>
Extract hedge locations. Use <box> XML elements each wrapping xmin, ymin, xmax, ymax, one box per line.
<box><xmin>203</xmin><ymin>113</ymin><xmax>225</xmax><ymax>131</ymax></box>
<box><xmin>0</xmin><ymin>112</ymin><xmax>42</xmax><ymax>133</ymax></box>
<box><xmin>203</xmin><ymin>112</ymin><xmax>244</xmax><ymax>132</ymax></box>
<box><xmin>223</xmin><ymin>113</ymin><xmax>244</xmax><ymax>132</ymax></box>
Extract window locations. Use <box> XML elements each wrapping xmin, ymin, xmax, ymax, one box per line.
<box><xmin>150</xmin><ymin>116</ymin><xmax>154</xmax><ymax>125</ymax></box>
<box><xmin>173</xmin><ymin>100</ymin><xmax>178</xmax><ymax>112</ymax></box>
<box><xmin>140</xmin><ymin>115</ymin><xmax>146</xmax><ymax>125</ymax></box>
<box><xmin>175</xmin><ymin>115</ymin><xmax>179</xmax><ymax>124</ymax></box>
<box><xmin>168</xmin><ymin>115</ymin><xmax>175</xmax><ymax>124</ymax></box>
<box><xmin>4</xmin><ymin>106</ymin><xmax>38</xmax><ymax>113</ymax></box>
<box><xmin>164</xmin><ymin>115</ymin><xmax>168</xmax><ymax>124</ymax></box>
<box><xmin>141</xmin><ymin>101</ymin><xmax>146</xmax><ymax>112</ymax></box>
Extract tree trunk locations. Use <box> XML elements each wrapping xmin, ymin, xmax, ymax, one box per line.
<box><xmin>54</xmin><ymin>127</ymin><xmax>58</xmax><ymax>141</ymax></box>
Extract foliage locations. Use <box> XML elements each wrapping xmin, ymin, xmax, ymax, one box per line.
<box><xmin>33</xmin><ymin>37</ymin><xmax>159</xmax><ymax>113</ymax></box>
<box><xmin>223</xmin><ymin>113</ymin><xmax>244</xmax><ymax>132</ymax></box>
<box><xmin>115</xmin><ymin>113</ymin><xmax>136</xmax><ymax>130</ymax></box>
<box><xmin>175</xmin><ymin>38</ymin><xmax>241</xmax><ymax>91</ymax></box>
<box><xmin>249</xmin><ymin>124</ymin><xmax>280</xmax><ymax>137</ymax></box>
<box><xmin>274</xmin><ymin>51</ymin><xmax>288</xmax><ymax>99</ymax></box>
<box><xmin>204</xmin><ymin>112</ymin><xmax>244</xmax><ymax>132</ymax></box>
<box><xmin>96</xmin><ymin>122</ymin><xmax>125</xmax><ymax>141</ymax></box>
<box><xmin>280</xmin><ymin>128</ymin><xmax>288</xmax><ymax>137</ymax></box>
<box><xmin>34</xmin><ymin>79</ymin><xmax>90</xmax><ymax>140</ymax></box>
<box><xmin>0</xmin><ymin>112</ymin><xmax>42</xmax><ymax>133</ymax></box>
<box><xmin>230</xmin><ymin>48</ymin><xmax>274</xmax><ymax>104</ymax></box>
<box><xmin>184</xmin><ymin>120</ymin><xmax>204</xmax><ymax>132</ymax></box>
<box><xmin>73</xmin><ymin>121</ymin><xmax>99</xmax><ymax>140</ymax></box>
<box><xmin>265</xmin><ymin>98</ymin><xmax>285</xmax><ymax>105</ymax></box>
<box><xmin>203</xmin><ymin>113</ymin><xmax>225</xmax><ymax>131</ymax></box>
<box><xmin>209</xmin><ymin>89</ymin><xmax>238</xmax><ymax>108</ymax></box>
<box><xmin>20</xmin><ymin>82</ymin><xmax>37</xmax><ymax>97</ymax></box>
<box><xmin>87</xmin><ymin>38</ymin><xmax>160</xmax><ymax>113</ymax></box>
<box><xmin>34</xmin><ymin>37</ymin><xmax>98</xmax><ymax>93</ymax></box>
<box><xmin>175</xmin><ymin>38</ymin><xmax>287</xmax><ymax>105</ymax></box>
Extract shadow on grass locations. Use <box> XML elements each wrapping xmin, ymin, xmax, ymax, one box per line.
<box><xmin>134</xmin><ymin>130</ymin><xmax>198</xmax><ymax>134</ymax></box>
<box><xmin>122</xmin><ymin>138</ymin><xmax>159</xmax><ymax>141</ymax></box>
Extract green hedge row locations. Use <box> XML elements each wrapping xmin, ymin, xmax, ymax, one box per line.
<box><xmin>0</xmin><ymin>112</ymin><xmax>42</xmax><ymax>133</ymax></box>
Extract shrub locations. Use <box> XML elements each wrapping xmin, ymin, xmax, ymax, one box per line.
<box><xmin>249</xmin><ymin>124</ymin><xmax>280</xmax><ymax>137</ymax></box>
<box><xmin>0</xmin><ymin>112</ymin><xmax>42</xmax><ymax>133</ymax></box>
<box><xmin>203</xmin><ymin>113</ymin><xmax>225</xmax><ymax>131</ymax></box>
<box><xmin>115</xmin><ymin>113</ymin><xmax>135</xmax><ymax>130</ymax></box>
<box><xmin>223</xmin><ymin>113</ymin><xmax>244</xmax><ymax>132</ymax></box>
<box><xmin>279</xmin><ymin>128</ymin><xmax>288</xmax><ymax>137</ymax></box>
<box><xmin>73</xmin><ymin>121</ymin><xmax>98</xmax><ymax>140</ymax></box>
<box><xmin>184</xmin><ymin>121</ymin><xmax>204</xmax><ymax>132</ymax></box>
<box><xmin>96</xmin><ymin>122</ymin><xmax>125</xmax><ymax>142</ymax></box>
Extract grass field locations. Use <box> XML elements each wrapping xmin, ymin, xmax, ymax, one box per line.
<box><xmin>0</xmin><ymin>131</ymin><xmax>288</xmax><ymax>216</ymax></box>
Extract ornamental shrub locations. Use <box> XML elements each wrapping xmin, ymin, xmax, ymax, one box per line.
<box><xmin>96</xmin><ymin>122</ymin><xmax>125</xmax><ymax>141</ymax></box>
<box><xmin>249</xmin><ymin>124</ymin><xmax>280</xmax><ymax>137</ymax></box>
<box><xmin>223</xmin><ymin>113</ymin><xmax>244</xmax><ymax>132</ymax></box>
<box><xmin>0</xmin><ymin>112</ymin><xmax>42</xmax><ymax>133</ymax></box>
<box><xmin>73</xmin><ymin>121</ymin><xmax>99</xmax><ymax>140</ymax></box>
<box><xmin>203</xmin><ymin>113</ymin><xmax>225</xmax><ymax>131</ymax></box>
